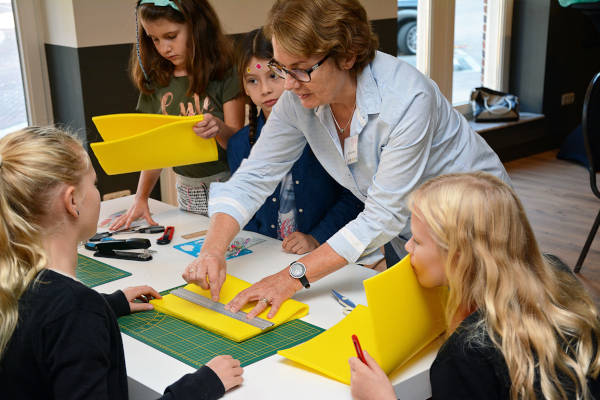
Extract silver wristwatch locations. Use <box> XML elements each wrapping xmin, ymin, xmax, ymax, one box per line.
<box><xmin>289</xmin><ymin>261</ymin><xmax>310</xmax><ymax>289</ymax></box>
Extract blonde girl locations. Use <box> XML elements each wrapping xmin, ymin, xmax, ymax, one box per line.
<box><xmin>111</xmin><ymin>0</ymin><xmax>245</xmax><ymax>230</ymax></box>
<box><xmin>0</xmin><ymin>127</ymin><xmax>243</xmax><ymax>398</ymax></box>
<box><xmin>350</xmin><ymin>172</ymin><xmax>600</xmax><ymax>400</ymax></box>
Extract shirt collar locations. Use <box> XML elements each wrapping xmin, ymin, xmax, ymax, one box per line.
<box><xmin>355</xmin><ymin>59</ymin><xmax>381</xmax><ymax>116</ymax></box>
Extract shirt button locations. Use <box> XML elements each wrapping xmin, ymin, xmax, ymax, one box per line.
<box><xmin>272</xmin><ymin>197</ymin><xmax>277</xmax><ymax>202</ymax></box>
<box><xmin>270</xmin><ymin>224</ymin><xmax>276</xmax><ymax>229</ymax></box>
<box><xmin>295</xmin><ymin>180</ymin><xmax>300</xmax><ymax>185</ymax></box>
<box><xmin>298</xmin><ymin>209</ymin><xmax>304</xmax><ymax>213</ymax></box>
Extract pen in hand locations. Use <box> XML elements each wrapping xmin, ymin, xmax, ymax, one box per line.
<box><xmin>352</xmin><ymin>334</ymin><xmax>367</xmax><ymax>364</ymax></box>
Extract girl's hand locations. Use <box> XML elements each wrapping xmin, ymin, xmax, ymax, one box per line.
<box><xmin>121</xmin><ymin>285</ymin><xmax>162</xmax><ymax>313</ymax></box>
<box><xmin>182</xmin><ymin>252</ymin><xmax>227</xmax><ymax>301</ymax></box>
<box><xmin>206</xmin><ymin>355</ymin><xmax>244</xmax><ymax>391</ymax></box>
<box><xmin>349</xmin><ymin>351</ymin><xmax>396</xmax><ymax>400</ymax></box>
<box><xmin>193</xmin><ymin>113</ymin><xmax>224</xmax><ymax>139</ymax></box>
<box><xmin>282</xmin><ymin>232</ymin><xmax>320</xmax><ymax>254</ymax></box>
<box><xmin>109</xmin><ymin>197</ymin><xmax>157</xmax><ymax>231</ymax></box>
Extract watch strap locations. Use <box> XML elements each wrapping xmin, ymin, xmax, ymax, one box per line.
<box><xmin>299</xmin><ymin>275</ymin><xmax>310</xmax><ymax>289</ymax></box>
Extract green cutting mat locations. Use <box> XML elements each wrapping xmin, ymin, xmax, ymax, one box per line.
<box><xmin>118</xmin><ymin>308</ymin><xmax>324</xmax><ymax>368</ymax></box>
<box><xmin>77</xmin><ymin>254</ymin><xmax>132</xmax><ymax>287</ymax></box>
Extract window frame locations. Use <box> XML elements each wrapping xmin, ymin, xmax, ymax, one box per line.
<box><xmin>12</xmin><ymin>0</ymin><xmax>53</xmax><ymax>127</ymax></box>
<box><xmin>415</xmin><ymin>0</ymin><xmax>514</xmax><ymax>112</ymax></box>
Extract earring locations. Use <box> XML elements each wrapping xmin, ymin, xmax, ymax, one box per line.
<box><xmin>76</xmin><ymin>209</ymin><xmax>80</xmax><ymax>216</ymax></box>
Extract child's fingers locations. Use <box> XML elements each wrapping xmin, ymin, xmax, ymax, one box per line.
<box><xmin>362</xmin><ymin>350</ymin><xmax>376</xmax><ymax>365</ymax></box>
<box><xmin>362</xmin><ymin>351</ymin><xmax>386</xmax><ymax>374</ymax></box>
<box><xmin>130</xmin><ymin>302</ymin><xmax>154</xmax><ymax>313</ymax></box>
<box><xmin>130</xmin><ymin>285</ymin><xmax>160</xmax><ymax>300</ymax></box>
<box><xmin>193</xmin><ymin>124</ymin><xmax>218</xmax><ymax>139</ymax></box>
<box><xmin>135</xmin><ymin>285</ymin><xmax>162</xmax><ymax>300</ymax></box>
<box><xmin>109</xmin><ymin>214</ymin><xmax>127</xmax><ymax>230</ymax></box>
<box><xmin>281</xmin><ymin>237</ymin><xmax>294</xmax><ymax>250</ymax></box>
<box><xmin>290</xmin><ymin>240</ymin><xmax>304</xmax><ymax>254</ymax></box>
<box><xmin>348</xmin><ymin>356</ymin><xmax>369</xmax><ymax>373</ymax></box>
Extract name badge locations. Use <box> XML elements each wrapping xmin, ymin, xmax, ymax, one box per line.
<box><xmin>344</xmin><ymin>135</ymin><xmax>359</xmax><ymax>165</ymax></box>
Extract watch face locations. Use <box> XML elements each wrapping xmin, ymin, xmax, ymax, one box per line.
<box><xmin>289</xmin><ymin>262</ymin><xmax>306</xmax><ymax>279</ymax></box>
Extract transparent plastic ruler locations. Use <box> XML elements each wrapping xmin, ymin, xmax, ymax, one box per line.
<box><xmin>170</xmin><ymin>288</ymin><xmax>274</xmax><ymax>330</ymax></box>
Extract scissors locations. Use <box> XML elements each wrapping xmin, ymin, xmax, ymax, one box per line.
<box><xmin>331</xmin><ymin>289</ymin><xmax>356</xmax><ymax>315</ymax></box>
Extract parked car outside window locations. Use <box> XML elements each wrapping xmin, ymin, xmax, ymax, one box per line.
<box><xmin>397</xmin><ymin>0</ymin><xmax>417</xmax><ymax>55</ymax></box>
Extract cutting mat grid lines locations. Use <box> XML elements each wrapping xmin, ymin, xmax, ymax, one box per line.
<box><xmin>76</xmin><ymin>254</ymin><xmax>132</xmax><ymax>287</ymax></box>
<box><xmin>119</xmin><ymin>310</ymin><xmax>324</xmax><ymax>368</ymax></box>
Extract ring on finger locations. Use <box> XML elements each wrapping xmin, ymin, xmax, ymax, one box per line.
<box><xmin>260</xmin><ymin>298</ymin><xmax>270</xmax><ymax>305</ymax></box>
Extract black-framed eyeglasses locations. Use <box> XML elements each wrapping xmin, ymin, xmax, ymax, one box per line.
<box><xmin>267</xmin><ymin>54</ymin><xmax>330</xmax><ymax>83</ymax></box>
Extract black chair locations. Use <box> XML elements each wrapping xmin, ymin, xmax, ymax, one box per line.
<box><xmin>575</xmin><ymin>71</ymin><xmax>600</xmax><ymax>273</ymax></box>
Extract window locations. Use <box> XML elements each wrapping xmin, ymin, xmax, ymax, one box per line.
<box><xmin>396</xmin><ymin>0</ymin><xmax>418</xmax><ymax>64</ymax></box>
<box><xmin>452</xmin><ymin>0</ymin><xmax>484</xmax><ymax>105</ymax></box>
<box><xmin>401</xmin><ymin>0</ymin><xmax>513</xmax><ymax>109</ymax></box>
<box><xmin>1</xmin><ymin>0</ymin><xmax>53</xmax><ymax>138</ymax></box>
<box><xmin>0</xmin><ymin>0</ymin><xmax>27</xmax><ymax>136</ymax></box>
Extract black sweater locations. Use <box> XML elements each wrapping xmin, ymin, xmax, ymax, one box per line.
<box><xmin>430</xmin><ymin>311</ymin><xmax>600</xmax><ymax>399</ymax></box>
<box><xmin>0</xmin><ymin>269</ymin><xmax>224</xmax><ymax>399</ymax></box>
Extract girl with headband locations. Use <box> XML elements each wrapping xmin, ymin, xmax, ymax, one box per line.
<box><xmin>111</xmin><ymin>0</ymin><xmax>244</xmax><ymax>230</ymax></box>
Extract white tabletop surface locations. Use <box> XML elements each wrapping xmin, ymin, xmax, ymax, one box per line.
<box><xmin>85</xmin><ymin>196</ymin><xmax>438</xmax><ymax>400</ymax></box>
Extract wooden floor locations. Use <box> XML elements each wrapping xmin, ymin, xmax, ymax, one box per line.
<box><xmin>504</xmin><ymin>151</ymin><xmax>600</xmax><ymax>304</ymax></box>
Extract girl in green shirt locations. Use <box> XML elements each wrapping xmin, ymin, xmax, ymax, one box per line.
<box><xmin>112</xmin><ymin>0</ymin><xmax>244</xmax><ymax>229</ymax></box>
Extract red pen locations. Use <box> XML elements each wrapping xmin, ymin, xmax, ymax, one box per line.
<box><xmin>352</xmin><ymin>334</ymin><xmax>367</xmax><ymax>364</ymax></box>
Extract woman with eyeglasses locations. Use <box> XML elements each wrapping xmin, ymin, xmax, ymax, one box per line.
<box><xmin>182</xmin><ymin>0</ymin><xmax>510</xmax><ymax>319</ymax></box>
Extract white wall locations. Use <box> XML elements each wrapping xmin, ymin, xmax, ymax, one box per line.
<box><xmin>72</xmin><ymin>0</ymin><xmax>138</xmax><ymax>47</ymax></box>
<box><xmin>41</xmin><ymin>0</ymin><xmax>77</xmax><ymax>47</ymax></box>
<box><xmin>40</xmin><ymin>0</ymin><xmax>395</xmax><ymax>47</ymax></box>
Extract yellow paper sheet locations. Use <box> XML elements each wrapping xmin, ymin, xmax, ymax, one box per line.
<box><xmin>90</xmin><ymin>113</ymin><xmax>218</xmax><ymax>175</ymax></box>
<box><xmin>150</xmin><ymin>275</ymin><xmax>309</xmax><ymax>342</ymax></box>
<box><xmin>278</xmin><ymin>256</ymin><xmax>447</xmax><ymax>384</ymax></box>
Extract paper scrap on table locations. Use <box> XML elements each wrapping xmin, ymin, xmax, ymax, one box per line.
<box><xmin>174</xmin><ymin>236</ymin><xmax>265</xmax><ymax>259</ymax></box>
<box><xmin>278</xmin><ymin>255</ymin><xmax>447</xmax><ymax>384</ymax></box>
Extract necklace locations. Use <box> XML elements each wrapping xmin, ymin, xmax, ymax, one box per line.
<box><xmin>330</xmin><ymin>103</ymin><xmax>356</xmax><ymax>134</ymax></box>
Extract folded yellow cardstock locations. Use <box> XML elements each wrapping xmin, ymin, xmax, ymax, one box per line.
<box><xmin>278</xmin><ymin>256</ymin><xmax>447</xmax><ymax>384</ymax></box>
<box><xmin>150</xmin><ymin>274</ymin><xmax>309</xmax><ymax>342</ymax></box>
<box><xmin>90</xmin><ymin>113</ymin><xmax>218</xmax><ymax>175</ymax></box>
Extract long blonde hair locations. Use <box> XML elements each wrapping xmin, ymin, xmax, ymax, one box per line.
<box><xmin>0</xmin><ymin>126</ymin><xmax>89</xmax><ymax>359</ymax></box>
<box><xmin>409</xmin><ymin>172</ymin><xmax>600</xmax><ymax>400</ymax></box>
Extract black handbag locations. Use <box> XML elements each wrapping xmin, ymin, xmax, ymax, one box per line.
<box><xmin>470</xmin><ymin>87</ymin><xmax>520</xmax><ymax>122</ymax></box>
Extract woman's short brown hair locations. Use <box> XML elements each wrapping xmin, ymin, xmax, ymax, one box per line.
<box><xmin>264</xmin><ymin>0</ymin><xmax>378</xmax><ymax>74</ymax></box>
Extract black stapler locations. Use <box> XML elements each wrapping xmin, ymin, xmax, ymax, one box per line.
<box><xmin>93</xmin><ymin>238</ymin><xmax>153</xmax><ymax>261</ymax></box>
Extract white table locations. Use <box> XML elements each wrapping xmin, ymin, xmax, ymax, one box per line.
<box><xmin>86</xmin><ymin>196</ymin><xmax>438</xmax><ymax>399</ymax></box>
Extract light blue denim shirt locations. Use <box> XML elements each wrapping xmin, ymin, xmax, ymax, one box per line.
<box><xmin>209</xmin><ymin>51</ymin><xmax>510</xmax><ymax>263</ymax></box>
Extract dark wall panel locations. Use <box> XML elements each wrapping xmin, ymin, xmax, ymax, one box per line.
<box><xmin>46</xmin><ymin>43</ymin><xmax>159</xmax><ymax>200</ymax></box>
<box><xmin>510</xmin><ymin>0</ymin><xmax>600</xmax><ymax>153</ymax></box>
<box><xmin>509</xmin><ymin>0</ymin><xmax>550</xmax><ymax>114</ymax></box>
<box><xmin>372</xmin><ymin>18</ymin><xmax>397</xmax><ymax>56</ymax></box>
<box><xmin>45</xmin><ymin>44</ymin><xmax>86</xmax><ymax>141</ymax></box>
<box><xmin>77</xmin><ymin>44</ymin><xmax>151</xmax><ymax>199</ymax></box>
<box><xmin>543</xmin><ymin>2</ymin><xmax>600</xmax><ymax>146</ymax></box>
